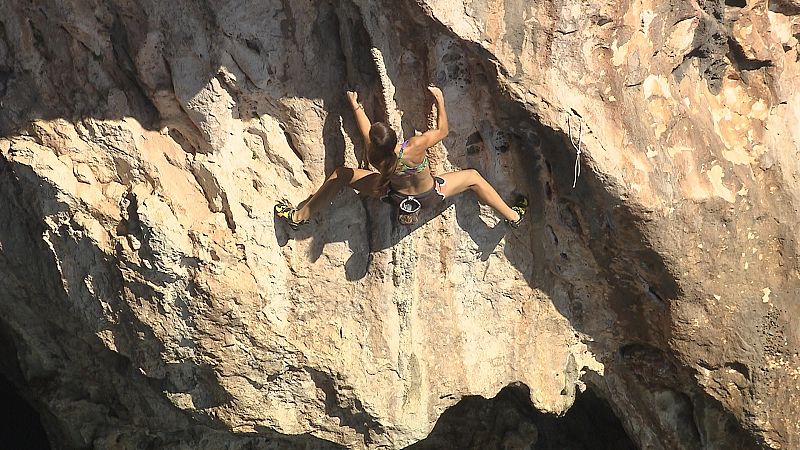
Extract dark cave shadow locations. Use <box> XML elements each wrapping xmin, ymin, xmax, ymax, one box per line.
<box><xmin>404</xmin><ymin>382</ymin><xmax>637</xmax><ymax>450</ymax></box>
<box><xmin>0</xmin><ymin>336</ymin><xmax>53</xmax><ymax>450</ymax></box>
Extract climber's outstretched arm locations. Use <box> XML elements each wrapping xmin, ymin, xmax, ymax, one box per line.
<box><xmin>406</xmin><ymin>85</ymin><xmax>448</xmax><ymax>155</ymax></box>
<box><xmin>347</xmin><ymin>91</ymin><xmax>372</xmax><ymax>147</ymax></box>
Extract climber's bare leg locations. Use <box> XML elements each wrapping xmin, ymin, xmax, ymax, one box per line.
<box><xmin>438</xmin><ymin>169</ymin><xmax>519</xmax><ymax>222</ymax></box>
<box><xmin>294</xmin><ymin>167</ymin><xmax>379</xmax><ymax>222</ymax></box>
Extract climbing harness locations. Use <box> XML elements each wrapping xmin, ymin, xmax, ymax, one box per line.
<box><xmin>382</xmin><ymin>176</ymin><xmax>446</xmax><ymax>225</ymax></box>
<box><xmin>566</xmin><ymin>114</ymin><xmax>583</xmax><ymax>189</ymax></box>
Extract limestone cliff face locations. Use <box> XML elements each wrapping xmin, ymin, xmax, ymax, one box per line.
<box><xmin>0</xmin><ymin>0</ymin><xmax>797</xmax><ymax>449</ymax></box>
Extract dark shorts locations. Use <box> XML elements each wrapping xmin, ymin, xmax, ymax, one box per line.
<box><xmin>382</xmin><ymin>176</ymin><xmax>446</xmax><ymax>224</ymax></box>
<box><xmin>382</xmin><ymin>176</ymin><xmax>446</xmax><ymax>208</ymax></box>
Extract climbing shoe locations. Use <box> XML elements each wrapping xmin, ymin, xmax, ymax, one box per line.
<box><xmin>506</xmin><ymin>195</ymin><xmax>529</xmax><ymax>229</ymax></box>
<box><xmin>274</xmin><ymin>199</ymin><xmax>307</xmax><ymax>230</ymax></box>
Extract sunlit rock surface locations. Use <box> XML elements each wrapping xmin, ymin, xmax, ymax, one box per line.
<box><xmin>0</xmin><ymin>0</ymin><xmax>798</xmax><ymax>449</ymax></box>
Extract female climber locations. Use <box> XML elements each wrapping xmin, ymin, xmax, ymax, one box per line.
<box><xmin>274</xmin><ymin>85</ymin><xmax>527</xmax><ymax>228</ymax></box>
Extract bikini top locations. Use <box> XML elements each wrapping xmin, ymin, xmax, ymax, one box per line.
<box><xmin>395</xmin><ymin>140</ymin><xmax>429</xmax><ymax>176</ymax></box>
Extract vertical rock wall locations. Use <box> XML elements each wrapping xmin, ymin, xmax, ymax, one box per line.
<box><xmin>0</xmin><ymin>0</ymin><xmax>797</xmax><ymax>448</ymax></box>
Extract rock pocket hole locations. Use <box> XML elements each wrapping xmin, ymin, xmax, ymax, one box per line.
<box><xmin>546</xmin><ymin>225</ymin><xmax>559</xmax><ymax>245</ymax></box>
<box><xmin>647</xmin><ymin>283</ymin><xmax>666</xmax><ymax>305</ymax></box>
<box><xmin>725</xmin><ymin>0</ymin><xmax>746</xmax><ymax>7</ymax></box>
<box><xmin>465</xmin><ymin>131</ymin><xmax>484</xmax><ymax>155</ymax></box>
<box><xmin>283</xmin><ymin>129</ymin><xmax>305</xmax><ymax>162</ymax></box>
<box><xmin>724</xmin><ymin>362</ymin><xmax>751</xmax><ymax>380</ymax></box>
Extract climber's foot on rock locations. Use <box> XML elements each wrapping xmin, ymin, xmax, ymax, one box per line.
<box><xmin>275</xmin><ymin>199</ymin><xmax>308</xmax><ymax>230</ymax></box>
<box><xmin>506</xmin><ymin>195</ymin><xmax>528</xmax><ymax>229</ymax></box>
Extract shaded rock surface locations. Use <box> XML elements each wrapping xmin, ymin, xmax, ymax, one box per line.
<box><xmin>0</xmin><ymin>0</ymin><xmax>798</xmax><ymax>449</ymax></box>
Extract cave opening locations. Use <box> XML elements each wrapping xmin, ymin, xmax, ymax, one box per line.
<box><xmin>533</xmin><ymin>386</ymin><xmax>637</xmax><ymax>450</ymax></box>
<box><xmin>0</xmin><ymin>373</ymin><xmax>52</xmax><ymax>450</ymax></box>
<box><xmin>405</xmin><ymin>383</ymin><xmax>637</xmax><ymax>450</ymax></box>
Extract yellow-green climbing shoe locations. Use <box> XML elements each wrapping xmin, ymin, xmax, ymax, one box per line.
<box><xmin>507</xmin><ymin>195</ymin><xmax>528</xmax><ymax>229</ymax></box>
<box><xmin>274</xmin><ymin>199</ymin><xmax>307</xmax><ymax>230</ymax></box>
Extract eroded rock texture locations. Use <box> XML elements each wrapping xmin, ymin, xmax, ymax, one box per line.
<box><xmin>0</xmin><ymin>0</ymin><xmax>798</xmax><ymax>449</ymax></box>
